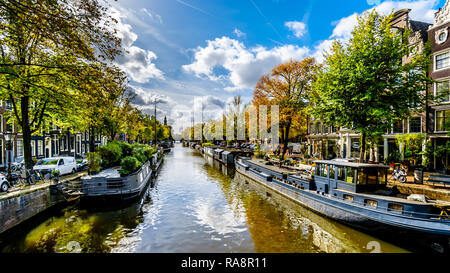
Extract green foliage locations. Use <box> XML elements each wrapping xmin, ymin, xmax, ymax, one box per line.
<box><xmin>110</xmin><ymin>141</ymin><xmax>132</xmax><ymax>157</ymax></box>
<box><xmin>142</xmin><ymin>146</ymin><xmax>157</xmax><ymax>161</ymax></box>
<box><xmin>87</xmin><ymin>152</ymin><xmax>101</xmax><ymax>173</ymax></box>
<box><xmin>254</xmin><ymin>144</ymin><xmax>266</xmax><ymax>159</ymax></box>
<box><xmin>97</xmin><ymin>142</ymin><xmax>122</xmax><ymax>167</ymax></box>
<box><xmin>385</xmin><ymin>150</ymin><xmax>401</xmax><ymax>164</ymax></box>
<box><xmin>131</xmin><ymin>145</ymin><xmax>147</xmax><ymax>164</ymax></box>
<box><xmin>310</xmin><ymin>10</ymin><xmax>430</xmax><ymax>162</ymax></box>
<box><xmin>423</xmin><ymin>141</ymin><xmax>434</xmax><ymax>170</ymax></box>
<box><xmin>434</xmin><ymin>141</ymin><xmax>450</xmax><ymax>170</ymax></box>
<box><xmin>119</xmin><ymin>156</ymin><xmax>142</xmax><ymax>176</ymax></box>
<box><xmin>396</xmin><ymin>133</ymin><xmax>425</xmax><ymax>164</ymax></box>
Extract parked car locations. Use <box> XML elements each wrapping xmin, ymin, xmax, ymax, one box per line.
<box><xmin>0</xmin><ymin>173</ymin><xmax>10</xmax><ymax>192</ymax></box>
<box><xmin>33</xmin><ymin>157</ymin><xmax>77</xmax><ymax>176</ymax></box>
<box><xmin>76</xmin><ymin>159</ymin><xmax>88</xmax><ymax>171</ymax></box>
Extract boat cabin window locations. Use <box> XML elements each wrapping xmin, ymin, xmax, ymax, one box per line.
<box><xmin>356</xmin><ymin>168</ymin><xmax>387</xmax><ymax>185</ymax></box>
<box><xmin>315</xmin><ymin>164</ymin><xmax>328</xmax><ymax>178</ymax></box>
<box><xmin>364</xmin><ymin>199</ymin><xmax>378</xmax><ymax>208</ymax></box>
<box><xmin>367</xmin><ymin>168</ymin><xmax>378</xmax><ymax>185</ymax></box>
<box><xmin>388</xmin><ymin>203</ymin><xmax>403</xmax><ymax>212</ymax></box>
<box><xmin>357</xmin><ymin>168</ymin><xmax>366</xmax><ymax>185</ymax></box>
<box><xmin>346</xmin><ymin>167</ymin><xmax>355</xmax><ymax>184</ymax></box>
<box><xmin>329</xmin><ymin>165</ymin><xmax>335</xmax><ymax>179</ymax></box>
<box><xmin>378</xmin><ymin>169</ymin><xmax>387</xmax><ymax>184</ymax></box>
<box><xmin>337</xmin><ymin>167</ymin><xmax>345</xmax><ymax>181</ymax></box>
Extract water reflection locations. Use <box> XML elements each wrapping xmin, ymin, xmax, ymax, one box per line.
<box><xmin>202</xmin><ymin>154</ymin><xmax>408</xmax><ymax>253</ymax></box>
<box><xmin>0</xmin><ymin>145</ymin><xmax>409</xmax><ymax>253</ymax></box>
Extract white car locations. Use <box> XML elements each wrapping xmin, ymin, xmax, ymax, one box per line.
<box><xmin>33</xmin><ymin>157</ymin><xmax>77</xmax><ymax>176</ymax></box>
<box><xmin>0</xmin><ymin>173</ymin><xmax>9</xmax><ymax>192</ymax></box>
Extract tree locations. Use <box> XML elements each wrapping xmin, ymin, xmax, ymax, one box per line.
<box><xmin>310</xmin><ymin>10</ymin><xmax>429</xmax><ymax>162</ymax></box>
<box><xmin>0</xmin><ymin>0</ymin><xmax>121</xmax><ymax>169</ymax></box>
<box><xmin>253</xmin><ymin>58</ymin><xmax>319</xmax><ymax>160</ymax></box>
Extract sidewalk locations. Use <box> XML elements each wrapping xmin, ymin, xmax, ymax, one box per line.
<box><xmin>0</xmin><ymin>172</ymin><xmax>87</xmax><ymax>201</ymax></box>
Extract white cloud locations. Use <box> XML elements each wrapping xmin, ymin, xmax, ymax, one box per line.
<box><xmin>313</xmin><ymin>0</ymin><xmax>439</xmax><ymax>63</ymax></box>
<box><xmin>140</xmin><ymin>8</ymin><xmax>163</xmax><ymax>24</ymax></box>
<box><xmin>183</xmin><ymin>36</ymin><xmax>310</xmax><ymax>90</ymax></box>
<box><xmin>285</xmin><ymin>21</ymin><xmax>308</xmax><ymax>38</ymax></box>
<box><xmin>110</xmin><ymin>8</ymin><xmax>164</xmax><ymax>83</ymax></box>
<box><xmin>233</xmin><ymin>28</ymin><xmax>246</xmax><ymax>38</ymax></box>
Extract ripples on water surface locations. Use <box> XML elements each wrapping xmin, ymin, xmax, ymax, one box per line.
<box><xmin>0</xmin><ymin>144</ymin><xmax>409</xmax><ymax>253</ymax></box>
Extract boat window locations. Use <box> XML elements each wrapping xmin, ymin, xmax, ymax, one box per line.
<box><xmin>388</xmin><ymin>203</ymin><xmax>403</xmax><ymax>212</ymax></box>
<box><xmin>367</xmin><ymin>168</ymin><xmax>378</xmax><ymax>185</ymax></box>
<box><xmin>346</xmin><ymin>167</ymin><xmax>355</xmax><ymax>183</ymax></box>
<box><xmin>378</xmin><ymin>169</ymin><xmax>387</xmax><ymax>184</ymax></box>
<box><xmin>315</xmin><ymin>164</ymin><xmax>321</xmax><ymax>176</ymax></box>
<box><xmin>343</xmin><ymin>194</ymin><xmax>354</xmax><ymax>201</ymax></box>
<box><xmin>364</xmin><ymin>199</ymin><xmax>378</xmax><ymax>208</ymax></box>
<box><xmin>357</xmin><ymin>168</ymin><xmax>366</xmax><ymax>184</ymax></box>
<box><xmin>317</xmin><ymin>164</ymin><xmax>328</xmax><ymax>177</ymax></box>
<box><xmin>329</xmin><ymin>165</ymin><xmax>335</xmax><ymax>179</ymax></box>
<box><xmin>337</xmin><ymin>167</ymin><xmax>345</xmax><ymax>181</ymax></box>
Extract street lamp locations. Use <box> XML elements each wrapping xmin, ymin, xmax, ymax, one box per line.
<box><xmin>4</xmin><ymin>133</ymin><xmax>13</xmax><ymax>174</ymax></box>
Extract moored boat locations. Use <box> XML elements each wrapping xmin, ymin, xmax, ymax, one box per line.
<box><xmin>235</xmin><ymin>157</ymin><xmax>450</xmax><ymax>237</ymax></box>
<box><xmin>78</xmin><ymin>151</ymin><xmax>164</xmax><ymax>204</ymax></box>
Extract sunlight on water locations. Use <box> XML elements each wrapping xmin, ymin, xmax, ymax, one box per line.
<box><xmin>0</xmin><ymin>144</ymin><xmax>410</xmax><ymax>253</ymax></box>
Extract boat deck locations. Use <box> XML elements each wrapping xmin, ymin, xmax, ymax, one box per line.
<box><xmin>334</xmin><ymin>188</ymin><xmax>431</xmax><ymax>206</ymax></box>
<box><xmin>82</xmin><ymin>167</ymin><xmax>121</xmax><ymax>179</ymax></box>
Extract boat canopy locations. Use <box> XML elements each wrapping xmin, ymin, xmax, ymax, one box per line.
<box><xmin>314</xmin><ymin>160</ymin><xmax>389</xmax><ymax>192</ymax></box>
<box><xmin>314</xmin><ymin>160</ymin><xmax>389</xmax><ymax>169</ymax></box>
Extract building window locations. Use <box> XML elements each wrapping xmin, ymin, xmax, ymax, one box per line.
<box><xmin>351</xmin><ymin>139</ymin><xmax>360</xmax><ymax>158</ymax></box>
<box><xmin>436</xmin><ymin>110</ymin><xmax>450</xmax><ymax>131</ymax></box>
<box><xmin>38</xmin><ymin>140</ymin><xmax>43</xmax><ymax>156</ymax></box>
<box><xmin>393</xmin><ymin>120</ymin><xmax>403</xmax><ymax>134</ymax></box>
<box><xmin>409</xmin><ymin>117</ymin><xmax>422</xmax><ymax>133</ymax></box>
<box><xmin>31</xmin><ymin>141</ymin><xmax>36</xmax><ymax>157</ymax></box>
<box><xmin>17</xmin><ymin>139</ymin><xmax>23</xmax><ymax>157</ymax></box>
<box><xmin>435</xmin><ymin>81</ymin><xmax>450</xmax><ymax>102</ymax></box>
<box><xmin>436</xmin><ymin>52</ymin><xmax>450</xmax><ymax>70</ymax></box>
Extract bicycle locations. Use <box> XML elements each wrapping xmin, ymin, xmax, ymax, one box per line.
<box><xmin>391</xmin><ymin>168</ymin><xmax>407</xmax><ymax>183</ymax></box>
<box><xmin>15</xmin><ymin>169</ymin><xmax>41</xmax><ymax>187</ymax></box>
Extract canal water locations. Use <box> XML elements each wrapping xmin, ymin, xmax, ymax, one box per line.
<box><xmin>0</xmin><ymin>144</ymin><xmax>410</xmax><ymax>253</ymax></box>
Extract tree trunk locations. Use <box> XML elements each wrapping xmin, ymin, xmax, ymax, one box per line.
<box><xmin>21</xmin><ymin>96</ymin><xmax>33</xmax><ymax>170</ymax></box>
<box><xmin>360</xmin><ymin>132</ymin><xmax>367</xmax><ymax>163</ymax></box>
<box><xmin>89</xmin><ymin>126</ymin><xmax>96</xmax><ymax>152</ymax></box>
<box><xmin>281</xmin><ymin>122</ymin><xmax>292</xmax><ymax>161</ymax></box>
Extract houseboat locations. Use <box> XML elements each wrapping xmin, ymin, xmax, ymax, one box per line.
<box><xmin>78</xmin><ymin>151</ymin><xmax>164</xmax><ymax>203</ymax></box>
<box><xmin>235</xmin><ymin>157</ymin><xmax>450</xmax><ymax>237</ymax></box>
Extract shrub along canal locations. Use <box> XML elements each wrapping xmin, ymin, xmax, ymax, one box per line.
<box><xmin>0</xmin><ymin>144</ymin><xmax>413</xmax><ymax>253</ymax></box>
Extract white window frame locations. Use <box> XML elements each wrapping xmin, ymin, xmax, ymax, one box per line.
<box><xmin>435</xmin><ymin>109</ymin><xmax>450</xmax><ymax>133</ymax></box>
<box><xmin>16</xmin><ymin>139</ymin><xmax>23</xmax><ymax>157</ymax></box>
<box><xmin>434</xmin><ymin>79</ymin><xmax>450</xmax><ymax>103</ymax></box>
<box><xmin>435</xmin><ymin>50</ymin><xmax>450</xmax><ymax>72</ymax></box>
<box><xmin>38</xmin><ymin>140</ymin><xmax>43</xmax><ymax>156</ymax></box>
<box><xmin>31</xmin><ymin>140</ymin><xmax>36</xmax><ymax>157</ymax></box>
<box><xmin>407</xmin><ymin>117</ymin><xmax>422</xmax><ymax>134</ymax></box>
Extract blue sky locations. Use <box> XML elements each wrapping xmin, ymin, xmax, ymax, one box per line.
<box><xmin>108</xmin><ymin>0</ymin><xmax>446</xmax><ymax>134</ymax></box>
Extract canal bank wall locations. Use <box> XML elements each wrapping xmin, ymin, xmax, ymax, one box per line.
<box><xmin>0</xmin><ymin>173</ymin><xmax>86</xmax><ymax>235</ymax></box>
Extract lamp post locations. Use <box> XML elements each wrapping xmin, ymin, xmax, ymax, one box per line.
<box><xmin>4</xmin><ymin>133</ymin><xmax>12</xmax><ymax>175</ymax></box>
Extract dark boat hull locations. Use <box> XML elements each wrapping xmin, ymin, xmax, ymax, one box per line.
<box><xmin>80</xmin><ymin>158</ymin><xmax>164</xmax><ymax>206</ymax></box>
